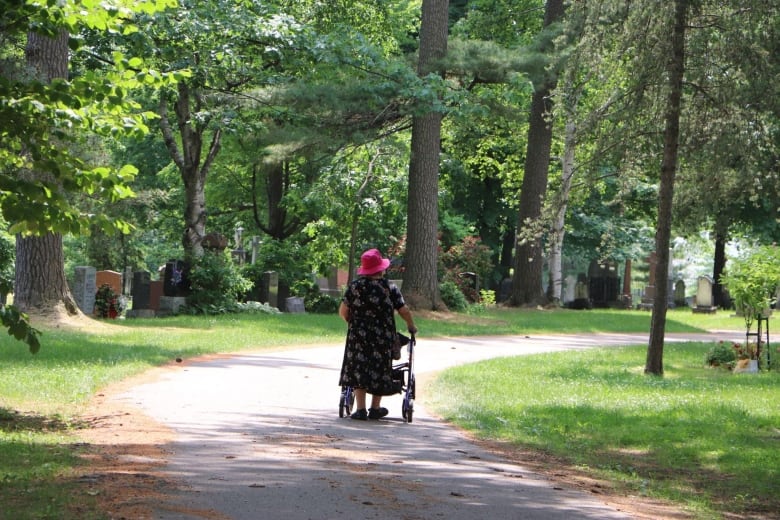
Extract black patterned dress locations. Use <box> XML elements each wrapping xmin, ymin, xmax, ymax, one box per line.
<box><xmin>339</xmin><ymin>277</ymin><xmax>405</xmax><ymax>395</ymax></box>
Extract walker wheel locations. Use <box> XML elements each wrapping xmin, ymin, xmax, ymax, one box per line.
<box><xmin>339</xmin><ymin>388</ymin><xmax>354</xmax><ymax>418</ymax></box>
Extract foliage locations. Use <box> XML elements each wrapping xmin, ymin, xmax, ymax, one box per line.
<box><xmin>0</xmin><ymin>0</ymin><xmax>180</xmax><ymax>237</ymax></box>
<box><xmin>0</xmin><ymin>232</ymin><xmax>14</xmax><ymax>297</ymax></box>
<box><xmin>439</xmin><ymin>280</ymin><xmax>469</xmax><ymax>312</ymax></box>
<box><xmin>730</xmin><ymin>341</ymin><xmax>758</xmax><ymax>361</ymax></box>
<box><xmin>704</xmin><ymin>341</ymin><xmax>737</xmax><ymax>368</ymax></box>
<box><xmin>253</xmin><ymin>239</ymin><xmax>312</xmax><ymax>287</ymax></box>
<box><xmin>0</xmin><ymin>306</ymin><xmax>41</xmax><ymax>354</ymax></box>
<box><xmin>185</xmin><ymin>251</ymin><xmax>252</xmax><ymax>314</ymax></box>
<box><xmin>235</xmin><ymin>301</ymin><xmax>282</xmax><ymax>314</ymax></box>
<box><xmin>720</xmin><ymin>245</ymin><xmax>780</xmax><ymax>333</ymax></box>
<box><xmin>440</xmin><ymin>236</ymin><xmax>494</xmax><ymax>302</ymax></box>
<box><xmin>292</xmin><ymin>281</ymin><xmax>340</xmax><ymax>314</ymax></box>
<box><xmin>94</xmin><ymin>284</ymin><xmax>124</xmax><ymax>319</ymax></box>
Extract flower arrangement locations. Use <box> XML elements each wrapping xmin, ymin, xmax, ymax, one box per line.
<box><xmin>731</xmin><ymin>341</ymin><xmax>758</xmax><ymax>361</ymax></box>
<box><xmin>705</xmin><ymin>341</ymin><xmax>760</xmax><ymax>371</ymax></box>
<box><xmin>94</xmin><ymin>283</ymin><xmax>123</xmax><ymax>319</ymax></box>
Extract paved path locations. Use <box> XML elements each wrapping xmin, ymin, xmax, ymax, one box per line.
<box><xmin>117</xmin><ymin>332</ymin><xmax>736</xmax><ymax>519</ymax></box>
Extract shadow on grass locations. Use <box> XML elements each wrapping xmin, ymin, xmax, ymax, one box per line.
<box><xmin>0</xmin><ymin>406</ymin><xmax>88</xmax><ymax>432</ymax></box>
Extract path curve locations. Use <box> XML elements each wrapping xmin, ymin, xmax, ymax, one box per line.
<box><xmin>114</xmin><ymin>332</ymin><xmax>737</xmax><ymax>519</ymax></box>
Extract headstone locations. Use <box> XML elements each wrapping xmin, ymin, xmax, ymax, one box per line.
<box><xmin>149</xmin><ymin>280</ymin><xmax>163</xmax><ymax>311</ymax></box>
<box><xmin>693</xmin><ymin>275</ymin><xmax>716</xmax><ymax>313</ymax></box>
<box><xmin>570</xmin><ymin>273</ymin><xmax>590</xmax><ymax>310</ymax></box>
<box><xmin>588</xmin><ymin>260</ymin><xmax>620</xmax><ymax>308</ymax></box>
<box><xmin>158</xmin><ymin>296</ymin><xmax>187</xmax><ymax>316</ymax></box>
<box><xmin>259</xmin><ymin>271</ymin><xmax>279</xmax><ymax>308</ymax></box>
<box><xmin>124</xmin><ymin>266</ymin><xmax>133</xmax><ymax>295</ymax></box>
<box><xmin>563</xmin><ymin>274</ymin><xmax>576</xmax><ymax>303</ymax></box>
<box><xmin>285</xmin><ymin>296</ymin><xmax>306</xmax><ymax>313</ymax></box>
<box><xmin>674</xmin><ymin>280</ymin><xmax>686</xmax><ymax>307</ymax></box>
<box><xmin>622</xmin><ymin>259</ymin><xmax>633</xmax><ymax>299</ymax></box>
<box><xmin>96</xmin><ymin>270</ymin><xmax>122</xmax><ymax>296</ymax></box>
<box><xmin>131</xmin><ymin>271</ymin><xmax>151</xmax><ymax>310</ymax></box>
<box><xmin>697</xmin><ymin>276</ymin><xmax>713</xmax><ymax>307</ymax></box>
<box><xmin>72</xmin><ymin>266</ymin><xmax>97</xmax><ymax>315</ymax></box>
<box><xmin>163</xmin><ymin>260</ymin><xmax>189</xmax><ymax>297</ymax></box>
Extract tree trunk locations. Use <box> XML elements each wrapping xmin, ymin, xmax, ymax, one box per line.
<box><xmin>712</xmin><ymin>219</ymin><xmax>728</xmax><ymax>308</ymax></box>
<box><xmin>15</xmin><ymin>30</ymin><xmax>78</xmax><ymax>315</ymax></box>
<box><xmin>547</xmin><ymin>119</ymin><xmax>576</xmax><ymax>305</ymax></box>
<box><xmin>159</xmin><ymin>82</ymin><xmax>221</xmax><ymax>258</ymax></box>
<box><xmin>14</xmin><ymin>233</ymin><xmax>77</xmax><ymax>314</ymax></box>
<box><xmin>510</xmin><ymin>0</ymin><xmax>565</xmax><ymax>306</ymax></box>
<box><xmin>402</xmin><ymin>0</ymin><xmax>449</xmax><ymax>310</ymax></box>
<box><xmin>646</xmin><ymin>0</ymin><xmax>688</xmax><ymax>376</ymax></box>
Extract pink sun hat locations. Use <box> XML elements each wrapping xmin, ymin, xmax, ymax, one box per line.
<box><xmin>357</xmin><ymin>249</ymin><xmax>391</xmax><ymax>276</ymax></box>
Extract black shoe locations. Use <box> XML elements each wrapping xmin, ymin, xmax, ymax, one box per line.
<box><xmin>368</xmin><ymin>407</ymin><xmax>388</xmax><ymax>420</ymax></box>
<box><xmin>350</xmin><ymin>408</ymin><xmax>368</xmax><ymax>420</ymax></box>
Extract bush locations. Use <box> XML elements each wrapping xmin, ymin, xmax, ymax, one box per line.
<box><xmin>293</xmin><ymin>280</ymin><xmax>340</xmax><ymax>314</ymax></box>
<box><xmin>440</xmin><ymin>280</ymin><xmax>468</xmax><ymax>311</ymax></box>
<box><xmin>705</xmin><ymin>341</ymin><xmax>737</xmax><ymax>368</ymax></box>
<box><xmin>185</xmin><ymin>251</ymin><xmax>252</xmax><ymax>313</ymax></box>
<box><xmin>440</xmin><ymin>236</ymin><xmax>494</xmax><ymax>302</ymax></box>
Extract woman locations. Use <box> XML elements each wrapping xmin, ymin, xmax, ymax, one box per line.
<box><xmin>339</xmin><ymin>249</ymin><xmax>417</xmax><ymax>420</ymax></box>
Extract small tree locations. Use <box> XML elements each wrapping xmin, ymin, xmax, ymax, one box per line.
<box><xmin>721</xmin><ymin>245</ymin><xmax>780</xmax><ymax>361</ymax></box>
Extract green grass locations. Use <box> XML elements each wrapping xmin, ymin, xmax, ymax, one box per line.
<box><xmin>427</xmin><ymin>341</ymin><xmax>780</xmax><ymax>519</ymax></box>
<box><xmin>0</xmin><ymin>307</ymin><xmax>762</xmax><ymax>518</ymax></box>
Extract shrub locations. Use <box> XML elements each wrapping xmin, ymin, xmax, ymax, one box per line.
<box><xmin>186</xmin><ymin>251</ymin><xmax>252</xmax><ymax>314</ymax></box>
<box><xmin>440</xmin><ymin>280</ymin><xmax>468</xmax><ymax>311</ymax></box>
<box><xmin>292</xmin><ymin>280</ymin><xmax>340</xmax><ymax>314</ymax></box>
<box><xmin>704</xmin><ymin>341</ymin><xmax>737</xmax><ymax>368</ymax></box>
<box><xmin>440</xmin><ymin>236</ymin><xmax>494</xmax><ymax>302</ymax></box>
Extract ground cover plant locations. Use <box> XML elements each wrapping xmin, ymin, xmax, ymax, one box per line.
<box><xmin>0</xmin><ymin>308</ymin><xmax>755</xmax><ymax>518</ymax></box>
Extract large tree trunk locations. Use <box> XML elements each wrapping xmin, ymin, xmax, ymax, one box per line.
<box><xmin>14</xmin><ymin>30</ymin><xmax>78</xmax><ymax>316</ymax></box>
<box><xmin>510</xmin><ymin>0</ymin><xmax>565</xmax><ymax>306</ymax></box>
<box><xmin>15</xmin><ymin>233</ymin><xmax>78</xmax><ymax>314</ymax></box>
<box><xmin>646</xmin><ymin>0</ymin><xmax>688</xmax><ymax>376</ymax></box>
<box><xmin>402</xmin><ymin>0</ymin><xmax>449</xmax><ymax>310</ymax></box>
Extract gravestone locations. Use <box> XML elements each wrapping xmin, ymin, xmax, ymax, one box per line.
<box><xmin>124</xmin><ymin>266</ymin><xmax>133</xmax><ymax>295</ymax></box>
<box><xmin>132</xmin><ymin>271</ymin><xmax>151</xmax><ymax>309</ymax></box>
<box><xmin>693</xmin><ymin>275</ymin><xmax>716</xmax><ymax>313</ymax></box>
<box><xmin>569</xmin><ymin>273</ymin><xmax>590</xmax><ymax>310</ymax></box>
<box><xmin>72</xmin><ymin>266</ymin><xmax>97</xmax><ymax>315</ymax></box>
<box><xmin>163</xmin><ymin>260</ymin><xmax>189</xmax><ymax>297</ymax></box>
<box><xmin>96</xmin><ymin>270</ymin><xmax>122</xmax><ymax>296</ymax></box>
<box><xmin>285</xmin><ymin>296</ymin><xmax>306</xmax><ymax>313</ymax></box>
<box><xmin>149</xmin><ymin>280</ymin><xmax>163</xmax><ymax>311</ymax></box>
<box><xmin>588</xmin><ymin>260</ymin><xmax>620</xmax><ymax>308</ymax></box>
<box><xmin>158</xmin><ymin>295</ymin><xmax>187</xmax><ymax>316</ymax></box>
<box><xmin>126</xmin><ymin>271</ymin><xmax>155</xmax><ymax>318</ymax></box>
<box><xmin>563</xmin><ymin>274</ymin><xmax>577</xmax><ymax>304</ymax></box>
<box><xmin>674</xmin><ymin>280</ymin><xmax>686</xmax><ymax>307</ymax></box>
<box><xmin>639</xmin><ymin>252</ymin><xmax>658</xmax><ymax>310</ymax></box>
<box><xmin>259</xmin><ymin>271</ymin><xmax>279</xmax><ymax>308</ymax></box>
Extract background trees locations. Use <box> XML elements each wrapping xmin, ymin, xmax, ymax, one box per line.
<box><xmin>2</xmin><ymin>0</ymin><xmax>778</xmax><ymax>353</ymax></box>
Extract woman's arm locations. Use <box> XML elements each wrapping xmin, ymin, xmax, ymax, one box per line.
<box><xmin>339</xmin><ymin>301</ymin><xmax>350</xmax><ymax>323</ymax></box>
<box><xmin>397</xmin><ymin>305</ymin><xmax>417</xmax><ymax>333</ymax></box>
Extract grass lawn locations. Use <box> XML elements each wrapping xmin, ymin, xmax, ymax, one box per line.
<box><xmin>0</xmin><ymin>306</ymin><xmax>772</xmax><ymax>519</ymax></box>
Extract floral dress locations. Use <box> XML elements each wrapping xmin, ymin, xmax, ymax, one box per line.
<box><xmin>339</xmin><ymin>277</ymin><xmax>405</xmax><ymax>395</ymax></box>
